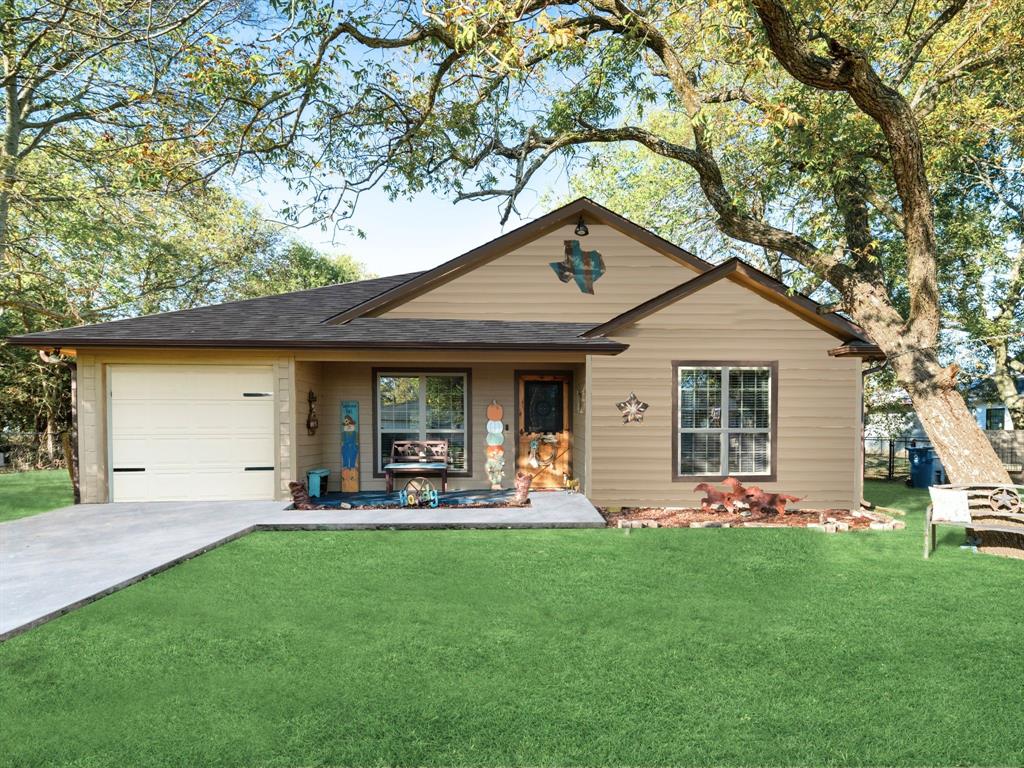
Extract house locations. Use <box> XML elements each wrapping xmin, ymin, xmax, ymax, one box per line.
<box><xmin>966</xmin><ymin>376</ymin><xmax>1021</xmax><ymax>432</ymax></box>
<box><xmin>898</xmin><ymin>377</ymin><xmax>1021</xmax><ymax>440</ymax></box>
<box><xmin>8</xmin><ymin>198</ymin><xmax>882</xmax><ymax>509</ymax></box>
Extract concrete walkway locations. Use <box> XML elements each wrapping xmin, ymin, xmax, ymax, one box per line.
<box><xmin>0</xmin><ymin>492</ymin><xmax>603</xmax><ymax>640</ymax></box>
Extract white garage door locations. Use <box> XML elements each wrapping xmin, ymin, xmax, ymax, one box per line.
<box><xmin>109</xmin><ymin>365</ymin><xmax>276</xmax><ymax>502</ymax></box>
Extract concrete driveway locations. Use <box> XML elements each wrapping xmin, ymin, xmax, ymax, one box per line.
<box><xmin>0</xmin><ymin>493</ymin><xmax>603</xmax><ymax>640</ymax></box>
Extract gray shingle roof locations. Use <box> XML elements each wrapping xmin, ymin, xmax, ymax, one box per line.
<box><xmin>6</xmin><ymin>272</ymin><xmax>627</xmax><ymax>353</ymax></box>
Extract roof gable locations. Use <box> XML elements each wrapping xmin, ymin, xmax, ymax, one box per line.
<box><xmin>323</xmin><ymin>197</ymin><xmax>712</xmax><ymax>324</ymax></box>
<box><xmin>582</xmin><ymin>258</ymin><xmax>882</xmax><ymax>357</ymax></box>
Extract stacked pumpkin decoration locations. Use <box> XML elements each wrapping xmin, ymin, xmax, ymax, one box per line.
<box><xmin>485</xmin><ymin>400</ymin><xmax>506</xmax><ymax>490</ymax></box>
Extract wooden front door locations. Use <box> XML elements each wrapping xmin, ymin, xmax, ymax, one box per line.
<box><xmin>516</xmin><ymin>373</ymin><xmax>571</xmax><ymax>489</ymax></box>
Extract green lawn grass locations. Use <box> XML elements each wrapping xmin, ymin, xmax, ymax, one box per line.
<box><xmin>0</xmin><ymin>469</ymin><xmax>73</xmax><ymax>523</ymax></box>
<box><xmin>1</xmin><ymin>481</ymin><xmax>1022</xmax><ymax>767</ymax></box>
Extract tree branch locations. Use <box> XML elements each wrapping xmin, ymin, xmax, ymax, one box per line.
<box><xmin>750</xmin><ymin>0</ymin><xmax>939</xmax><ymax>347</ymax></box>
<box><xmin>895</xmin><ymin>0</ymin><xmax>969</xmax><ymax>84</ymax></box>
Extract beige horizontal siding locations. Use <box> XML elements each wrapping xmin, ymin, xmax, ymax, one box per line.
<box><xmin>381</xmin><ymin>223</ymin><xmax>700</xmax><ymax>322</ymax></box>
<box><xmin>294</xmin><ymin>360</ymin><xmax>324</xmax><ymax>485</ymax></box>
<box><xmin>589</xmin><ymin>277</ymin><xmax>862</xmax><ymax>510</ymax></box>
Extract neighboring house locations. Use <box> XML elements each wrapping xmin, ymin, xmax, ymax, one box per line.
<box><xmin>901</xmin><ymin>377</ymin><xmax>1022</xmax><ymax>439</ymax></box>
<box><xmin>8</xmin><ymin>198</ymin><xmax>881</xmax><ymax>510</ymax></box>
<box><xmin>965</xmin><ymin>376</ymin><xmax>1022</xmax><ymax>432</ymax></box>
<box><xmin>976</xmin><ymin>403</ymin><xmax>1012</xmax><ymax>432</ymax></box>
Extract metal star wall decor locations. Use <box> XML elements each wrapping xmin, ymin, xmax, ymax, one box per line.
<box><xmin>616</xmin><ymin>392</ymin><xmax>649</xmax><ymax>424</ymax></box>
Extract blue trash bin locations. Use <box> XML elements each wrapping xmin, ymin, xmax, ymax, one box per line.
<box><xmin>908</xmin><ymin>447</ymin><xmax>934</xmax><ymax>488</ymax></box>
<box><xmin>306</xmin><ymin>468</ymin><xmax>329</xmax><ymax>498</ymax></box>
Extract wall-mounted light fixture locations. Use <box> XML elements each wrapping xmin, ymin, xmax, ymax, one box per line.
<box><xmin>306</xmin><ymin>390</ymin><xmax>319</xmax><ymax>435</ymax></box>
<box><xmin>574</xmin><ymin>216</ymin><xmax>589</xmax><ymax>237</ymax></box>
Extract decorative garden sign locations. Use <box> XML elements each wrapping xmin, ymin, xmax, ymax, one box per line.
<box><xmin>485</xmin><ymin>400</ymin><xmax>505</xmax><ymax>490</ymax></box>
<box><xmin>616</xmin><ymin>392</ymin><xmax>649</xmax><ymax>424</ymax></box>
<box><xmin>341</xmin><ymin>400</ymin><xmax>360</xmax><ymax>492</ymax></box>
<box><xmin>550</xmin><ymin>239</ymin><xmax>605</xmax><ymax>294</ymax></box>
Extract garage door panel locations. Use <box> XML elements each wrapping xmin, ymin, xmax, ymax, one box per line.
<box><xmin>113</xmin><ymin>400</ymin><xmax>273</xmax><ymax>434</ymax></box>
<box><xmin>111</xmin><ymin>436</ymin><xmax>148</xmax><ymax>465</ymax></box>
<box><xmin>113</xmin><ymin>366</ymin><xmax>273</xmax><ymax>400</ymax></box>
<box><xmin>113</xmin><ymin>470</ymin><xmax>274</xmax><ymax>502</ymax></box>
<box><xmin>190</xmin><ymin>400</ymin><xmax>273</xmax><ymax>429</ymax></box>
<box><xmin>227</xmin><ymin>401</ymin><xmax>276</xmax><ymax>431</ymax></box>
<box><xmin>109</xmin><ymin>365</ymin><xmax>277</xmax><ymax>502</ymax></box>
<box><xmin>231</xmin><ymin>437</ymin><xmax>276</xmax><ymax>464</ymax></box>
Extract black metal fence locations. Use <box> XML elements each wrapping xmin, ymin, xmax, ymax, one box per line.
<box><xmin>864</xmin><ymin>433</ymin><xmax>1022</xmax><ymax>482</ymax></box>
<box><xmin>863</xmin><ymin>437</ymin><xmax>928</xmax><ymax>480</ymax></box>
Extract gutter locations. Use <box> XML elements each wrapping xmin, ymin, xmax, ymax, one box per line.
<box><xmin>6</xmin><ymin>336</ymin><xmax>629</xmax><ymax>355</ymax></box>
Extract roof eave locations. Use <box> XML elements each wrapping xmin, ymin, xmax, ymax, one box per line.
<box><xmin>827</xmin><ymin>344</ymin><xmax>886</xmax><ymax>361</ymax></box>
<box><xmin>6</xmin><ymin>336</ymin><xmax>628</xmax><ymax>354</ymax></box>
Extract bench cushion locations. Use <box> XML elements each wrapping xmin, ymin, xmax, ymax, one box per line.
<box><xmin>384</xmin><ymin>462</ymin><xmax>448</xmax><ymax>471</ymax></box>
<box><xmin>928</xmin><ymin>486</ymin><xmax>971</xmax><ymax>524</ymax></box>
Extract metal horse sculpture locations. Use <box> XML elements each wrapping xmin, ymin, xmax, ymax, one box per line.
<box><xmin>695</xmin><ymin>477</ymin><xmax>803</xmax><ymax>515</ymax></box>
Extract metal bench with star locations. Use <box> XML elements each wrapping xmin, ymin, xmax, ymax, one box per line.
<box><xmin>925</xmin><ymin>484</ymin><xmax>1024</xmax><ymax>558</ymax></box>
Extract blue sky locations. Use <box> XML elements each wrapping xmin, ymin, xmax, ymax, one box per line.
<box><xmin>239</xmin><ymin>165</ymin><xmax>573</xmax><ymax>278</ymax></box>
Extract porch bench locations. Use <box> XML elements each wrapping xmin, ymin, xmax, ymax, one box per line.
<box><xmin>384</xmin><ymin>439</ymin><xmax>449</xmax><ymax>493</ymax></box>
<box><xmin>925</xmin><ymin>484</ymin><xmax>1024</xmax><ymax>558</ymax></box>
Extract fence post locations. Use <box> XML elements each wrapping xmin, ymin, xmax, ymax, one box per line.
<box><xmin>887</xmin><ymin>439</ymin><xmax>895</xmax><ymax>481</ymax></box>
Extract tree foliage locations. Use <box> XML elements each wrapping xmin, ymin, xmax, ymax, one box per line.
<box><xmin>570</xmin><ymin>114</ymin><xmax>1024</xmax><ymax>423</ymax></box>
<box><xmin>258</xmin><ymin>0</ymin><xmax>1023</xmax><ymax>482</ymax></box>
<box><xmin>1</xmin><ymin>0</ymin><xmax>368</xmax><ymax>450</ymax></box>
<box><xmin>0</xmin><ymin>158</ymin><xmax>366</xmax><ymax>454</ymax></box>
<box><xmin>936</xmin><ymin>142</ymin><xmax>1024</xmax><ymax>426</ymax></box>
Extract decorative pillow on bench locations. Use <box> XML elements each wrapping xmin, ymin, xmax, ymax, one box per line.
<box><xmin>927</xmin><ymin>486</ymin><xmax>971</xmax><ymax>524</ymax></box>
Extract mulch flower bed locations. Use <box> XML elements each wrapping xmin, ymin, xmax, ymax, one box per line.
<box><xmin>601</xmin><ymin>506</ymin><xmax>903</xmax><ymax>532</ymax></box>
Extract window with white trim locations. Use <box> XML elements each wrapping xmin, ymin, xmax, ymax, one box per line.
<box><xmin>376</xmin><ymin>372</ymin><xmax>468</xmax><ymax>472</ymax></box>
<box><xmin>985</xmin><ymin>407</ymin><xmax>1005</xmax><ymax>431</ymax></box>
<box><xmin>676</xmin><ymin>364</ymin><xmax>774</xmax><ymax>477</ymax></box>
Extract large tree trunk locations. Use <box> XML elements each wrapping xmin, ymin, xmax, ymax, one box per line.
<box><xmin>890</xmin><ymin>349</ymin><xmax>1011</xmax><ymax>485</ymax></box>
<box><xmin>906</xmin><ymin>379</ymin><xmax>1009</xmax><ymax>483</ymax></box>
<box><xmin>1</xmin><ymin>76</ymin><xmax>23</xmax><ymax>264</ymax></box>
<box><xmin>847</xmin><ymin>282</ymin><xmax>1011</xmax><ymax>485</ymax></box>
<box><xmin>43</xmin><ymin>410</ymin><xmax>57</xmax><ymax>461</ymax></box>
<box><xmin>745</xmin><ymin>0</ymin><xmax>1009</xmax><ymax>486</ymax></box>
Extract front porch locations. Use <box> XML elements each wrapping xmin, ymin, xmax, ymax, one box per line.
<box><xmin>293</xmin><ymin>352</ymin><xmax>591</xmax><ymax>500</ymax></box>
